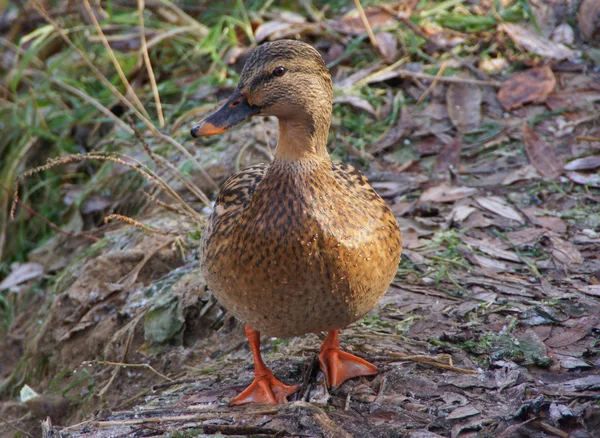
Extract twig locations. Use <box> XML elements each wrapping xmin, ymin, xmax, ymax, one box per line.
<box><xmin>29</xmin><ymin>71</ymin><xmax>134</xmax><ymax>134</ymax></box>
<box><xmin>395</xmin><ymin>69</ymin><xmax>503</xmax><ymax>87</ymax></box>
<box><xmin>386</xmin><ymin>351</ymin><xmax>478</xmax><ymax>374</ymax></box>
<box><xmin>1</xmin><ymin>183</ymin><xmax>99</xmax><ymax>243</ymax></box>
<box><xmin>532</xmin><ymin>420</ymin><xmax>572</xmax><ymax>438</ymax></box>
<box><xmin>415</xmin><ymin>60</ymin><xmax>448</xmax><ymax>108</ymax></box>
<box><xmin>0</xmin><ymin>416</ymin><xmax>34</xmax><ymax>438</ymax></box>
<box><xmin>82</xmin><ymin>0</ymin><xmax>151</xmax><ymax>121</ymax></box>
<box><xmin>394</xmin><ymin>13</ymin><xmax>490</xmax><ymax>81</ymax></box>
<box><xmin>114</xmin><ymin>389</ymin><xmax>152</xmax><ymax>410</ymax></box>
<box><xmin>353</xmin><ymin>0</ymin><xmax>379</xmax><ymax>55</ymax></box>
<box><xmin>98</xmin><ymin>311</ymin><xmax>146</xmax><ymax>396</ymax></box>
<box><xmin>576</xmin><ymin>136</ymin><xmax>600</xmax><ymax>142</ymax></box>
<box><xmin>137</xmin><ymin>0</ymin><xmax>165</xmax><ymax>128</ymax></box>
<box><xmin>96</xmin><ymin>360</ymin><xmax>173</xmax><ymax>382</ymax></box>
<box><xmin>104</xmin><ymin>214</ymin><xmax>175</xmax><ymax>236</ymax></box>
<box><xmin>564</xmin><ymin>111</ymin><xmax>600</xmax><ymax>128</ymax></box>
<box><xmin>94</xmin><ymin>414</ymin><xmax>211</xmax><ymax>427</ymax></box>
<box><xmin>128</xmin><ymin>118</ymin><xmax>211</xmax><ymax>206</ymax></box>
<box><xmin>34</xmin><ymin>2</ymin><xmax>218</xmax><ymax>194</ymax></box>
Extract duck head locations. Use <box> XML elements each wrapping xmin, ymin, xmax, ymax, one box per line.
<box><xmin>191</xmin><ymin>40</ymin><xmax>333</xmax><ymax>155</ymax></box>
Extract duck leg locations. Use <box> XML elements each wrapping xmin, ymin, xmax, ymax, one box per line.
<box><xmin>231</xmin><ymin>325</ymin><xmax>298</xmax><ymax>405</ymax></box>
<box><xmin>318</xmin><ymin>329</ymin><xmax>378</xmax><ymax>388</ymax></box>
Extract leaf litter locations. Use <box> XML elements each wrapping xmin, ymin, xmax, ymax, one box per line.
<box><xmin>1</xmin><ymin>1</ymin><xmax>600</xmax><ymax>437</ymax></box>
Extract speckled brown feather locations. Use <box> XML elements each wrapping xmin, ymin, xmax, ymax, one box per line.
<box><xmin>201</xmin><ymin>158</ymin><xmax>402</xmax><ymax>337</ymax></box>
<box><xmin>198</xmin><ymin>39</ymin><xmax>402</xmax><ymax>339</ymax></box>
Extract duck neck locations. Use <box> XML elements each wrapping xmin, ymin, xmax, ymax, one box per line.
<box><xmin>274</xmin><ymin>109</ymin><xmax>331</xmax><ymax>162</ymax></box>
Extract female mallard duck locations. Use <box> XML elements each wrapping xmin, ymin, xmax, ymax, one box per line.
<box><xmin>191</xmin><ymin>40</ymin><xmax>402</xmax><ymax>405</ymax></box>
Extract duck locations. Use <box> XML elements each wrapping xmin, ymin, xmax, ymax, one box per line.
<box><xmin>191</xmin><ymin>39</ymin><xmax>402</xmax><ymax>405</ymax></box>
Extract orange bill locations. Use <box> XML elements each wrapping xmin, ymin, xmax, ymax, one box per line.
<box><xmin>191</xmin><ymin>89</ymin><xmax>261</xmax><ymax>138</ymax></box>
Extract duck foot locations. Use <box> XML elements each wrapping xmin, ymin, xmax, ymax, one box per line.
<box><xmin>318</xmin><ymin>329</ymin><xmax>378</xmax><ymax>388</ymax></box>
<box><xmin>230</xmin><ymin>325</ymin><xmax>298</xmax><ymax>406</ymax></box>
<box><xmin>231</xmin><ymin>371</ymin><xmax>298</xmax><ymax>405</ymax></box>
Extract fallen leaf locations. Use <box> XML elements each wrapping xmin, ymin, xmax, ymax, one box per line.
<box><xmin>551</xmin><ymin>23</ymin><xmax>575</xmax><ymax>45</ymax></box>
<box><xmin>0</xmin><ymin>262</ymin><xmax>45</xmax><ymax>289</ymax></box>
<box><xmin>463</xmin><ymin>236</ymin><xmax>521</xmax><ymax>262</ymax></box>
<box><xmin>402</xmin><ymin>227</ymin><xmax>422</xmax><ymax>249</ymax></box>
<box><xmin>500</xmin><ymin>23</ymin><xmax>576</xmax><ymax>60</ymax></box>
<box><xmin>333</xmin><ymin>96</ymin><xmax>378</xmax><ymax>118</ymax></box>
<box><xmin>475</xmin><ymin>196</ymin><xmax>524</xmax><ymax>224</ymax></box>
<box><xmin>434</xmin><ymin>135</ymin><xmax>462</xmax><ymax>177</ymax></box>
<box><xmin>369</xmin><ymin>105</ymin><xmax>411</xmax><ymax>153</ymax></box>
<box><xmin>578</xmin><ymin>0</ymin><xmax>600</xmax><ymax>40</ymax></box>
<box><xmin>376</xmin><ymin>32</ymin><xmax>398</xmax><ymax>63</ymax></box>
<box><xmin>505</xmin><ymin>228</ymin><xmax>545</xmax><ymax>246</ymax></box>
<box><xmin>371</xmin><ymin>181</ymin><xmax>406</xmax><ymax>197</ymax></box>
<box><xmin>565</xmin><ymin>171</ymin><xmax>600</xmax><ymax>187</ymax></box>
<box><xmin>577</xmin><ymin>285</ymin><xmax>600</xmax><ymax>297</ymax></box>
<box><xmin>521</xmin><ymin>208</ymin><xmax>567</xmax><ymax>234</ymax></box>
<box><xmin>547</xmin><ymin>375</ymin><xmax>600</xmax><ymax>392</ymax></box>
<box><xmin>451</xmin><ymin>205</ymin><xmax>476</xmax><ymax>223</ymax></box>
<box><xmin>446</xmin><ymin>405</ymin><xmax>480</xmax><ymax>420</ymax></box>
<box><xmin>330</xmin><ymin>6</ymin><xmax>397</xmax><ymax>35</ymax></box>
<box><xmin>498</xmin><ymin>66</ymin><xmax>556</xmax><ymax>110</ymax></box>
<box><xmin>564</xmin><ymin>156</ymin><xmax>600</xmax><ymax>171</ymax></box>
<box><xmin>546</xmin><ymin>317</ymin><xmax>593</xmax><ymax>347</ymax></box>
<box><xmin>471</xmin><ymin>254</ymin><xmax>508</xmax><ymax>271</ymax></box>
<box><xmin>254</xmin><ymin>19</ymin><xmax>310</xmax><ymax>43</ymax></box>
<box><xmin>522</xmin><ymin>124</ymin><xmax>563</xmax><ymax>179</ymax></box>
<box><xmin>558</xmin><ymin>357</ymin><xmax>592</xmax><ymax>369</ymax></box>
<box><xmin>501</xmin><ymin>164</ymin><xmax>541</xmax><ymax>185</ymax></box>
<box><xmin>446</xmin><ymin>83</ymin><xmax>482</xmax><ymax>132</ymax></box>
<box><xmin>545</xmin><ymin>233</ymin><xmax>583</xmax><ymax>266</ymax></box>
<box><xmin>422</xmin><ymin>25</ymin><xmax>466</xmax><ymax>49</ymax></box>
<box><xmin>419</xmin><ymin>183</ymin><xmax>478</xmax><ymax>203</ymax></box>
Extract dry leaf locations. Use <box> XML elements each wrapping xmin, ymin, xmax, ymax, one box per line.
<box><xmin>333</xmin><ymin>96</ymin><xmax>378</xmax><ymax>118</ymax></box>
<box><xmin>578</xmin><ymin>285</ymin><xmax>600</xmax><ymax>297</ymax></box>
<box><xmin>546</xmin><ymin>233</ymin><xmax>583</xmax><ymax>266</ymax></box>
<box><xmin>419</xmin><ymin>184</ymin><xmax>478</xmax><ymax>203</ymax></box>
<box><xmin>546</xmin><ymin>315</ymin><xmax>597</xmax><ymax>347</ymax></box>
<box><xmin>475</xmin><ymin>196</ymin><xmax>524</xmax><ymax>224</ymax></box>
<box><xmin>0</xmin><ymin>262</ymin><xmax>45</xmax><ymax>289</ymax></box>
<box><xmin>522</xmin><ymin>124</ymin><xmax>563</xmax><ymax>179</ymax></box>
<box><xmin>500</xmin><ymin>23</ymin><xmax>576</xmax><ymax>60</ymax></box>
<box><xmin>470</xmin><ymin>253</ymin><xmax>508</xmax><ymax>271</ymax></box>
<box><xmin>369</xmin><ymin>106</ymin><xmax>411</xmax><ymax>153</ymax></box>
<box><xmin>498</xmin><ymin>66</ymin><xmax>556</xmax><ymax>110</ymax></box>
<box><xmin>254</xmin><ymin>20</ymin><xmax>309</xmax><ymax>43</ymax></box>
<box><xmin>578</xmin><ymin>0</ymin><xmax>600</xmax><ymax>40</ymax></box>
<box><xmin>447</xmin><ymin>405</ymin><xmax>480</xmax><ymax>420</ymax></box>
<box><xmin>330</xmin><ymin>6</ymin><xmax>397</xmax><ymax>35</ymax></box>
<box><xmin>376</xmin><ymin>32</ymin><xmax>398</xmax><ymax>63</ymax></box>
<box><xmin>522</xmin><ymin>208</ymin><xmax>567</xmax><ymax>234</ymax></box>
<box><xmin>451</xmin><ymin>205</ymin><xmax>476</xmax><ymax>223</ymax></box>
<box><xmin>501</xmin><ymin>165</ymin><xmax>541</xmax><ymax>185</ymax></box>
<box><xmin>446</xmin><ymin>83</ymin><xmax>482</xmax><ymax>132</ymax></box>
<box><xmin>551</xmin><ymin>23</ymin><xmax>575</xmax><ymax>46</ymax></box>
<box><xmin>564</xmin><ymin>156</ymin><xmax>600</xmax><ymax>171</ymax></box>
<box><xmin>565</xmin><ymin>171</ymin><xmax>600</xmax><ymax>187</ymax></box>
<box><xmin>434</xmin><ymin>135</ymin><xmax>463</xmax><ymax>177</ymax></box>
<box><xmin>462</xmin><ymin>236</ymin><xmax>521</xmax><ymax>262</ymax></box>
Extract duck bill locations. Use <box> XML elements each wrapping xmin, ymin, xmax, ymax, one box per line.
<box><xmin>190</xmin><ymin>89</ymin><xmax>261</xmax><ymax>137</ymax></box>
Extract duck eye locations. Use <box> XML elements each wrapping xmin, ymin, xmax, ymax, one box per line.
<box><xmin>272</xmin><ymin>66</ymin><xmax>286</xmax><ymax>77</ymax></box>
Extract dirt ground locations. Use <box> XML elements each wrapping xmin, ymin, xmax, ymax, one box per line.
<box><xmin>1</xmin><ymin>117</ymin><xmax>599</xmax><ymax>436</ymax></box>
<box><xmin>1</xmin><ymin>2</ymin><xmax>600</xmax><ymax>438</ymax></box>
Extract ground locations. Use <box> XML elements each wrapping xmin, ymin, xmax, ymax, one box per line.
<box><xmin>1</xmin><ymin>1</ymin><xmax>599</xmax><ymax>437</ymax></box>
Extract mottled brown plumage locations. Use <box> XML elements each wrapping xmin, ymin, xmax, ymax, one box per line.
<box><xmin>191</xmin><ymin>40</ymin><xmax>402</xmax><ymax>405</ymax></box>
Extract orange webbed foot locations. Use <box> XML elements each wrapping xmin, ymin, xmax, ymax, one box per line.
<box><xmin>231</xmin><ymin>325</ymin><xmax>298</xmax><ymax>405</ymax></box>
<box><xmin>318</xmin><ymin>330</ymin><xmax>378</xmax><ymax>388</ymax></box>
<box><xmin>231</xmin><ymin>371</ymin><xmax>298</xmax><ymax>405</ymax></box>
